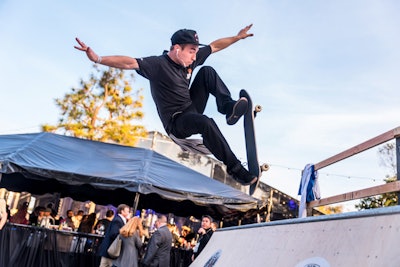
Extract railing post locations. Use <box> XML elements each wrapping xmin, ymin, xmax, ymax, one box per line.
<box><xmin>397</xmin><ymin>137</ymin><xmax>400</xmax><ymax>205</ymax></box>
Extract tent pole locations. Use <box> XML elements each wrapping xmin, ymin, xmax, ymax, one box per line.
<box><xmin>133</xmin><ymin>192</ymin><xmax>140</xmax><ymax>215</ymax></box>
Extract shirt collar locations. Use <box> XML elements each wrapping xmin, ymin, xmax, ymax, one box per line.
<box><xmin>118</xmin><ymin>214</ymin><xmax>127</xmax><ymax>224</ymax></box>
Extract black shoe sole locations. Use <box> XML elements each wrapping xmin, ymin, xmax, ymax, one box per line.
<box><xmin>227</xmin><ymin>98</ymin><xmax>248</xmax><ymax>125</ymax></box>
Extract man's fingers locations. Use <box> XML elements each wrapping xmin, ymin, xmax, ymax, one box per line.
<box><xmin>238</xmin><ymin>24</ymin><xmax>254</xmax><ymax>39</ymax></box>
<box><xmin>75</xmin><ymin>37</ymin><xmax>88</xmax><ymax>49</ymax></box>
<box><xmin>74</xmin><ymin>45</ymin><xmax>84</xmax><ymax>51</ymax></box>
<box><xmin>242</xmin><ymin>24</ymin><xmax>252</xmax><ymax>32</ymax></box>
<box><xmin>75</xmin><ymin>37</ymin><xmax>85</xmax><ymax>46</ymax></box>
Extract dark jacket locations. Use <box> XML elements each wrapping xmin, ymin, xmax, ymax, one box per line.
<box><xmin>193</xmin><ymin>228</ymin><xmax>213</xmax><ymax>259</ymax></box>
<box><xmin>141</xmin><ymin>224</ymin><xmax>172</xmax><ymax>267</ymax></box>
<box><xmin>98</xmin><ymin>214</ymin><xmax>125</xmax><ymax>258</ymax></box>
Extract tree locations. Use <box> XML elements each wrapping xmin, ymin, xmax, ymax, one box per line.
<box><xmin>355</xmin><ymin>177</ymin><xmax>398</xmax><ymax>210</ymax></box>
<box><xmin>378</xmin><ymin>142</ymin><xmax>397</xmax><ymax>176</ymax></box>
<box><xmin>315</xmin><ymin>205</ymin><xmax>343</xmax><ymax>215</ymax></box>
<box><xmin>42</xmin><ymin>66</ymin><xmax>147</xmax><ymax>146</ymax></box>
<box><xmin>355</xmin><ymin>142</ymin><xmax>398</xmax><ymax>210</ymax></box>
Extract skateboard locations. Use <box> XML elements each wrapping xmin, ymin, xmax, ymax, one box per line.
<box><xmin>240</xmin><ymin>89</ymin><xmax>269</xmax><ymax>195</ymax></box>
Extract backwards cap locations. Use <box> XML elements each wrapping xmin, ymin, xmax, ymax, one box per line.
<box><xmin>171</xmin><ymin>29</ymin><xmax>204</xmax><ymax>46</ymax></box>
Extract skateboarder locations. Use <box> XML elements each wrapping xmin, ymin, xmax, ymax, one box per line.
<box><xmin>74</xmin><ymin>24</ymin><xmax>258</xmax><ymax>186</ymax></box>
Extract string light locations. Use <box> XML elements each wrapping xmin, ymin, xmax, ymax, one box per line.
<box><xmin>266</xmin><ymin>163</ymin><xmax>385</xmax><ymax>182</ymax></box>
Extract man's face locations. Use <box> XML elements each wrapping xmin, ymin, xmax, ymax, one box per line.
<box><xmin>67</xmin><ymin>211</ymin><xmax>73</xmax><ymax>218</ymax></box>
<box><xmin>201</xmin><ymin>217</ymin><xmax>211</xmax><ymax>230</ymax></box>
<box><xmin>155</xmin><ymin>219</ymin><xmax>161</xmax><ymax>229</ymax></box>
<box><xmin>121</xmin><ymin>207</ymin><xmax>131</xmax><ymax>219</ymax></box>
<box><xmin>176</xmin><ymin>44</ymin><xmax>199</xmax><ymax>67</ymax></box>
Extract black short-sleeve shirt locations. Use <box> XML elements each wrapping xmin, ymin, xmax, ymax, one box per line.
<box><xmin>136</xmin><ymin>45</ymin><xmax>212</xmax><ymax>131</ymax></box>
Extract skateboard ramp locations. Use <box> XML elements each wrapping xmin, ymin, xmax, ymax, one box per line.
<box><xmin>191</xmin><ymin>206</ymin><xmax>400</xmax><ymax>267</ymax></box>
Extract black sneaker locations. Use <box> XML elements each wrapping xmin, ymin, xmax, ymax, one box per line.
<box><xmin>228</xmin><ymin>164</ymin><xmax>257</xmax><ymax>185</ymax></box>
<box><xmin>226</xmin><ymin>97</ymin><xmax>248</xmax><ymax>125</ymax></box>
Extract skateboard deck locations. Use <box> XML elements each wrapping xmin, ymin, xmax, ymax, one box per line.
<box><xmin>240</xmin><ymin>89</ymin><xmax>269</xmax><ymax>195</ymax></box>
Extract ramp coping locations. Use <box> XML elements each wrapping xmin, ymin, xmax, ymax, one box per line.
<box><xmin>219</xmin><ymin>205</ymin><xmax>400</xmax><ymax>232</ymax></box>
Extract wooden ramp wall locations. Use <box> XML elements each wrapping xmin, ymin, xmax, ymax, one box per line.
<box><xmin>191</xmin><ymin>206</ymin><xmax>400</xmax><ymax>267</ymax></box>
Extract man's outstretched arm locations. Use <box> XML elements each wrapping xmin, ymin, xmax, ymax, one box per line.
<box><xmin>74</xmin><ymin>38</ymin><xmax>139</xmax><ymax>69</ymax></box>
<box><xmin>209</xmin><ymin>24</ymin><xmax>254</xmax><ymax>53</ymax></box>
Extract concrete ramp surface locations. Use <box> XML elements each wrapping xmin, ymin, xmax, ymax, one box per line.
<box><xmin>191</xmin><ymin>206</ymin><xmax>400</xmax><ymax>267</ymax></box>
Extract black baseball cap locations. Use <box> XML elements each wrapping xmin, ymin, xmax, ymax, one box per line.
<box><xmin>171</xmin><ymin>29</ymin><xmax>205</xmax><ymax>46</ymax></box>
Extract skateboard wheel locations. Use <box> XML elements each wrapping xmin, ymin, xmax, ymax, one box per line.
<box><xmin>260</xmin><ymin>163</ymin><xmax>270</xmax><ymax>172</ymax></box>
<box><xmin>254</xmin><ymin>105</ymin><xmax>262</xmax><ymax>113</ymax></box>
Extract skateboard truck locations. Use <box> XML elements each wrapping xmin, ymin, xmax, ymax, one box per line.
<box><xmin>254</xmin><ymin>105</ymin><xmax>262</xmax><ymax>117</ymax></box>
<box><xmin>260</xmin><ymin>163</ymin><xmax>270</xmax><ymax>172</ymax></box>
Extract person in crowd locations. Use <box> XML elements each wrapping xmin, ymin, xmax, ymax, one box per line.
<box><xmin>211</xmin><ymin>221</ymin><xmax>218</xmax><ymax>231</ymax></box>
<box><xmin>0</xmin><ymin>197</ymin><xmax>7</xmax><ymax>230</ymax></box>
<box><xmin>141</xmin><ymin>215</ymin><xmax>172</xmax><ymax>267</ymax></box>
<box><xmin>95</xmin><ymin>209</ymin><xmax>114</xmax><ymax>235</ymax></box>
<box><xmin>113</xmin><ymin>216</ymin><xmax>144</xmax><ymax>267</ymax></box>
<box><xmin>98</xmin><ymin>204</ymin><xmax>131</xmax><ymax>267</ymax></box>
<box><xmin>29</xmin><ymin>206</ymin><xmax>44</xmax><ymax>226</ymax></box>
<box><xmin>9</xmin><ymin>202</ymin><xmax>29</xmax><ymax>225</ymax></box>
<box><xmin>192</xmin><ymin>215</ymin><xmax>214</xmax><ymax>261</ymax></box>
<box><xmin>46</xmin><ymin>203</ymin><xmax>58</xmax><ymax>222</ymax></box>
<box><xmin>72</xmin><ymin>210</ymin><xmax>84</xmax><ymax>230</ymax></box>
<box><xmin>78</xmin><ymin>212</ymin><xmax>97</xmax><ymax>233</ymax></box>
<box><xmin>179</xmin><ymin>225</ymin><xmax>195</xmax><ymax>250</ymax></box>
<box><xmin>168</xmin><ymin>223</ymin><xmax>181</xmax><ymax>247</ymax></box>
<box><xmin>74</xmin><ymin>25</ymin><xmax>259</xmax><ymax>187</ymax></box>
<box><xmin>65</xmin><ymin>209</ymin><xmax>75</xmax><ymax>229</ymax></box>
<box><xmin>39</xmin><ymin>208</ymin><xmax>55</xmax><ymax>227</ymax></box>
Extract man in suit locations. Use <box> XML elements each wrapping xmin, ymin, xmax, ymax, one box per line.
<box><xmin>98</xmin><ymin>204</ymin><xmax>130</xmax><ymax>267</ymax></box>
<box><xmin>192</xmin><ymin>215</ymin><xmax>214</xmax><ymax>261</ymax></box>
<box><xmin>141</xmin><ymin>215</ymin><xmax>172</xmax><ymax>267</ymax></box>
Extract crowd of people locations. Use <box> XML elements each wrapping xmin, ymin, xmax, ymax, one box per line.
<box><xmin>0</xmin><ymin>198</ymin><xmax>217</xmax><ymax>267</ymax></box>
<box><xmin>0</xmin><ymin>200</ymin><xmax>114</xmax><ymax>235</ymax></box>
<box><xmin>98</xmin><ymin>204</ymin><xmax>217</xmax><ymax>267</ymax></box>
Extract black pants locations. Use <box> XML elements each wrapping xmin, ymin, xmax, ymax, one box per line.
<box><xmin>170</xmin><ymin>66</ymin><xmax>240</xmax><ymax>170</ymax></box>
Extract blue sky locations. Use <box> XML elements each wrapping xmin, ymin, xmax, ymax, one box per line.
<box><xmin>1</xmin><ymin>1</ymin><xmax>400</xmax><ymax>205</ymax></box>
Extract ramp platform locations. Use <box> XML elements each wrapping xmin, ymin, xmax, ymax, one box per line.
<box><xmin>191</xmin><ymin>206</ymin><xmax>400</xmax><ymax>267</ymax></box>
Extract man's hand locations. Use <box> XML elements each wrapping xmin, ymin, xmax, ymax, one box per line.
<box><xmin>198</xmin><ymin>227</ymin><xmax>206</xmax><ymax>235</ymax></box>
<box><xmin>236</xmin><ymin>24</ymin><xmax>254</xmax><ymax>40</ymax></box>
<box><xmin>210</xmin><ymin>24</ymin><xmax>255</xmax><ymax>53</ymax></box>
<box><xmin>74</xmin><ymin>38</ymin><xmax>99</xmax><ymax>63</ymax></box>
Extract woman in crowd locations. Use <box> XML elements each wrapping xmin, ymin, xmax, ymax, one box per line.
<box><xmin>113</xmin><ymin>216</ymin><xmax>144</xmax><ymax>267</ymax></box>
<box><xmin>78</xmin><ymin>212</ymin><xmax>97</xmax><ymax>233</ymax></box>
<box><xmin>9</xmin><ymin>202</ymin><xmax>29</xmax><ymax>225</ymax></box>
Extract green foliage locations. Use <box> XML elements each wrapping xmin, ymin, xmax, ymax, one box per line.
<box><xmin>316</xmin><ymin>205</ymin><xmax>343</xmax><ymax>215</ymax></box>
<box><xmin>356</xmin><ymin>142</ymin><xmax>398</xmax><ymax>210</ymax></box>
<box><xmin>356</xmin><ymin>177</ymin><xmax>398</xmax><ymax>210</ymax></box>
<box><xmin>42</xmin><ymin>65</ymin><xmax>147</xmax><ymax>146</ymax></box>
